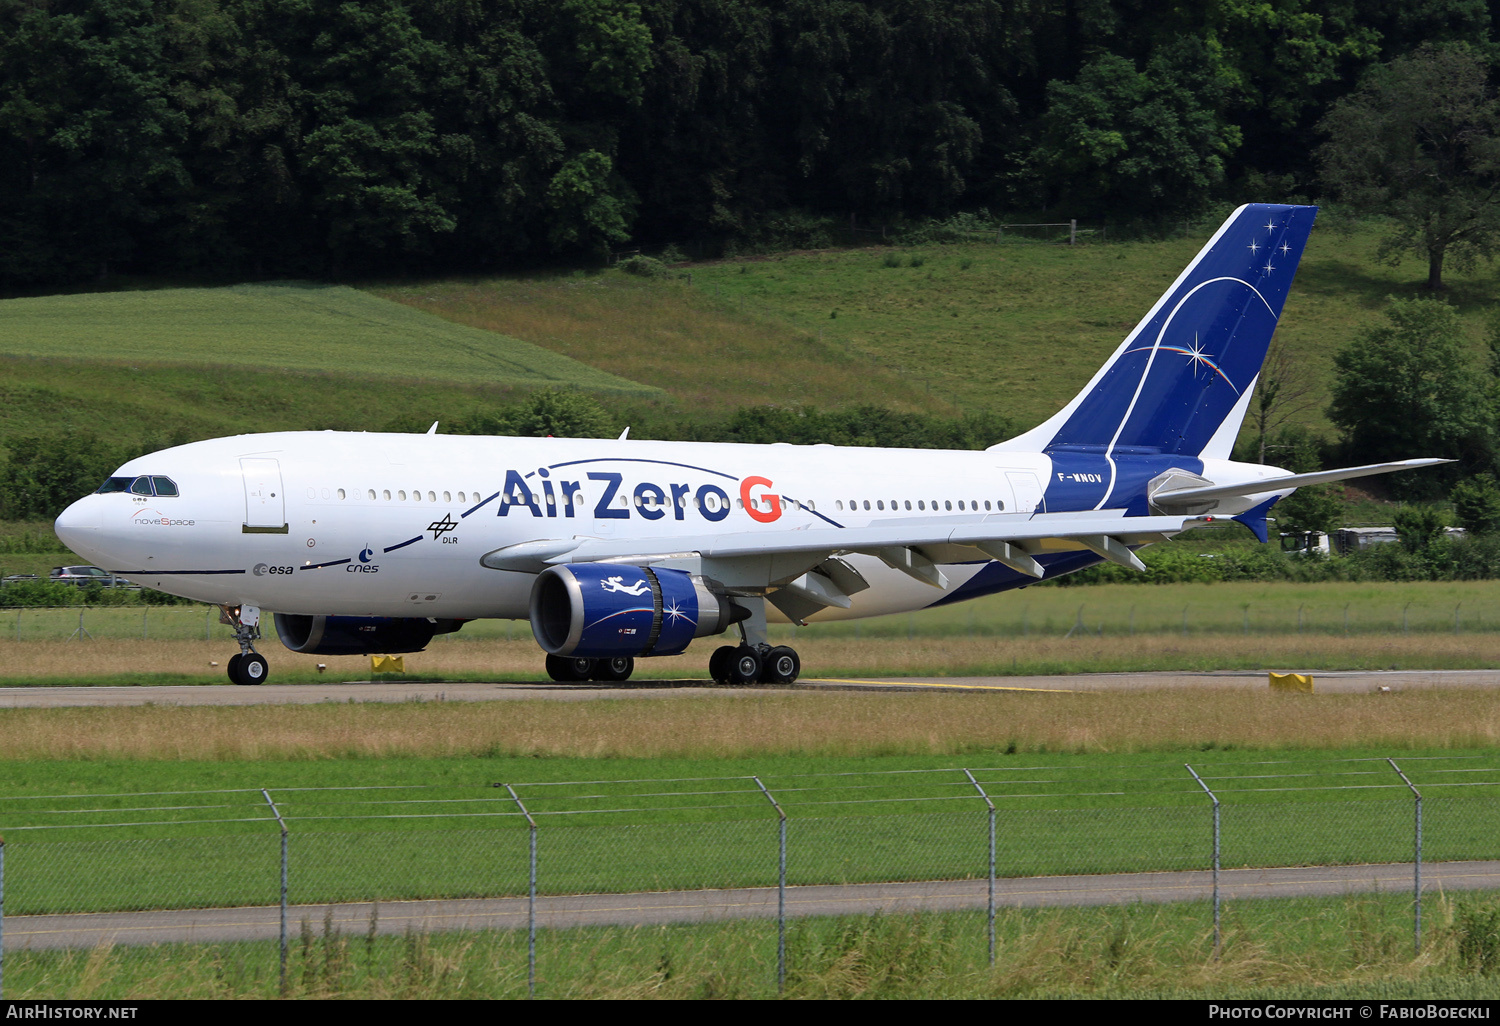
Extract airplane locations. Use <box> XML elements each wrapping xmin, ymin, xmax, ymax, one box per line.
<box><xmin>53</xmin><ymin>203</ymin><xmax>1446</xmax><ymax>686</ymax></box>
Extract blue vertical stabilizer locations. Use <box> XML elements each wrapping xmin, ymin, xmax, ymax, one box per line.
<box><xmin>992</xmin><ymin>204</ymin><xmax>1317</xmax><ymax>494</ymax></box>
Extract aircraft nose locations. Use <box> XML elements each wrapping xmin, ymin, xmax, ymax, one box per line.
<box><xmin>54</xmin><ymin>496</ymin><xmax>100</xmax><ymax>553</ymax></box>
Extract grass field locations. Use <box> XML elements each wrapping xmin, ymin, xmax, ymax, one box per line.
<box><xmin>3</xmin><ymin>688</ymin><xmax>1497</xmax><ymax>997</ymax></box>
<box><xmin>0</xmin><ymin>283</ymin><xmax>653</xmax><ymax>394</ymax></box>
<box><xmin>3</xmin><ymin>578</ymin><xmax>1500</xmax><ymax>686</ymax></box>
<box><xmin>2</xmin><ymin>219</ymin><xmax>1489</xmax><ymax>457</ymax></box>
<box><xmin>381</xmin><ymin>220</ymin><xmax>1500</xmax><ymax>433</ymax></box>
<box><xmin>7</xmin><ymin>893</ymin><xmax>1500</xmax><ymax>1000</ymax></box>
<box><xmin>0</xmin><ymin>894</ymin><xmax>1482</xmax><ymax>1000</ymax></box>
<box><xmin>10</xmin><ymin>578</ymin><xmax>1500</xmax><ymax>642</ymax></box>
<box><xmin>0</xmin><ymin>687</ymin><xmax>1498</xmax><ymax>760</ymax></box>
<box><xmin>1</xmin><ymin>744</ymin><xmax>1494</xmax><ymax>916</ymax></box>
<box><xmin>373</xmin><ymin>274</ymin><xmax>934</xmax><ymax>414</ymax></box>
<box><xmin>8</xmin><ymin>633</ymin><xmax>1500</xmax><ymax>687</ymax></box>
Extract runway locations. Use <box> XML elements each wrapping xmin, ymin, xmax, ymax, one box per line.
<box><xmin>6</xmin><ymin>860</ymin><xmax>1491</xmax><ymax>951</ymax></box>
<box><xmin>0</xmin><ymin>668</ymin><xmax>1496</xmax><ymax>707</ymax></box>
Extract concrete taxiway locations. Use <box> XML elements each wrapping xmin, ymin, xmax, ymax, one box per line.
<box><xmin>0</xmin><ymin>668</ymin><xmax>1495</xmax><ymax>707</ymax></box>
<box><xmin>7</xmin><ymin>860</ymin><xmax>1491</xmax><ymax>951</ymax></box>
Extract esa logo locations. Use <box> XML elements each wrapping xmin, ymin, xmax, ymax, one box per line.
<box><xmin>347</xmin><ymin>546</ymin><xmax>379</xmax><ymax>573</ymax></box>
<box><xmin>253</xmin><ymin>564</ymin><xmax>294</xmax><ymax>576</ymax></box>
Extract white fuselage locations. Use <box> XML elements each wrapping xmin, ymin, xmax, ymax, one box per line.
<box><xmin>53</xmin><ymin>431</ymin><xmax>1282</xmax><ymax>626</ymax></box>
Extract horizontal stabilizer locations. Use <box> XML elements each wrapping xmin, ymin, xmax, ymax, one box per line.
<box><xmin>1153</xmin><ymin>459</ymin><xmax>1453</xmax><ymax>506</ymax></box>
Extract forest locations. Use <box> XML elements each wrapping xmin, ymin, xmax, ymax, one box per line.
<box><xmin>3</xmin><ymin>0</ymin><xmax>1497</xmax><ymax>286</ymax></box>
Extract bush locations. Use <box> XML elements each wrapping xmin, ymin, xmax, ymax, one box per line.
<box><xmin>0</xmin><ymin>580</ymin><xmax>89</xmax><ymax>607</ymax></box>
<box><xmin>1452</xmin><ymin>475</ymin><xmax>1500</xmax><ymax>535</ymax></box>
<box><xmin>1393</xmin><ymin>505</ymin><xmax>1449</xmax><ymax>551</ymax></box>
<box><xmin>618</xmin><ymin>254</ymin><xmax>669</xmax><ymax>278</ymax></box>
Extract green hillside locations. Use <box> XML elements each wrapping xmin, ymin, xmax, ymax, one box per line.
<box><xmin>383</xmin><ymin>219</ymin><xmax>1500</xmax><ymax>437</ymax></box>
<box><xmin>0</xmin><ymin>221</ymin><xmax>1494</xmax><ymax>456</ymax></box>
<box><xmin>0</xmin><ymin>282</ymin><xmax>655</xmax><ymax>395</ymax></box>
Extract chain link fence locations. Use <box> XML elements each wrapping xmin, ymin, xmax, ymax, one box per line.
<box><xmin>2</xmin><ymin>758</ymin><xmax>1498</xmax><ymax>996</ymax></box>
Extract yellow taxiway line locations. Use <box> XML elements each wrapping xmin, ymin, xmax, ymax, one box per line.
<box><xmin>806</xmin><ymin>678</ymin><xmax>1075</xmax><ymax>694</ymax></box>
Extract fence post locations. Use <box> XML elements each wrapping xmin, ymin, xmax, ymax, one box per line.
<box><xmin>261</xmin><ymin>789</ymin><xmax>288</xmax><ymax>995</ymax></box>
<box><xmin>753</xmin><ymin>776</ymin><xmax>787</xmax><ymax>994</ymax></box>
<box><xmin>964</xmin><ymin>770</ymin><xmax>996</xmax><ymax>966</ymax></box>
<box><xmin>1185</xmin><ymin>765</ymin><xmax>1220</xmax><ymax>954</ymax></box>
<box><xmin>1</xmin><ymin>835</ymin><xmax>6</xmax><ymax>1000</ymax></box>
<box><xmin>1069</xmin><ymin>219</ymin><xmax>1077</xmax><ymax>246</ymax></box>
<box><xmin>1388</xmin><ymin>759</ymin><xmax>1422</xmax><ymax>954</ymax></box>
<box><xmin>504</xmin><ymin>784</ymin><xmax>537</xmax><ymax>997</ymax></box>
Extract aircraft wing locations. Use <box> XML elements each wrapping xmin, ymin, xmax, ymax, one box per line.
<box><xmin>483</xmin><ymin>511</ymin><xmax>1222</xmax><ymax>589</ymax></box>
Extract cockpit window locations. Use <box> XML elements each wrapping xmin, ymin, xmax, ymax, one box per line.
<box><xmin>99</xmin><ymin>475</ymin><xmax>180</xmax><ymax>496</ymax></box>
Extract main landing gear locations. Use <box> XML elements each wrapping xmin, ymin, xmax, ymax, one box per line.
<box><xmin>707</xmin><ymin>597</ymin><xmax>802</xmax><ymax>685</ymax></box>
<box><xmin>708</xmin><ymin>644</ymin><xmax>801</xmax><ymax>685</ymax></box>
<box><xmin>220</xmin><ymin>605</ymin><xmax>270</xmax><ymax>686</ymax></box>
<box><xmin>545</xmin><ymin>654</ymin><xmax>635</xmax><ymax>682</ymax></box>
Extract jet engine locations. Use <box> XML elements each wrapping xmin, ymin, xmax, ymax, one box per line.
<box><xmin>530</xmin><ymin>563</ymin><xmax>741</xmax><ymax>658</ymax></box>
<box><xmin>274</xmin><ymin>614</ymin><xmax>463</xmax><ymax>655</ymax></box>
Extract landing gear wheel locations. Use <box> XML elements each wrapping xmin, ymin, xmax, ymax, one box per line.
<box><xmin>545</xmin><ymin>654</ymin><xmax>595</xmax><ymax>682</ymax></box>
<box><xmin>728</xmin><ymin>645</ymin><xmax>763</xmax><ymax>685</ymax></box>
<box><xmin>235</xmin><ymin>653</ymin><xmax>269</xmax><ymax>686</ymax></box>
<box><xmin>591</xmin><ymin>656</ymin><xmax>634</xmax><ymax>682</ymax></box>
<box><xmin>708</xmin><ymin>645</ymin><xmax>737</xmax><ymax>684</ymax></box>
<box><xmin>761</xmin><ymin>646</ymin><xmax>801</xmax><ymax>685</ymax></box>
<box><xmin>226</xmin><ymin>653</ymin><xmax>243</xmax><ymax>685</ymax></box>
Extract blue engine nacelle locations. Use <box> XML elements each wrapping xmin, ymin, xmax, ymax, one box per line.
<box><xmin>274</xmin><ymin>614</ymin><xmax>463</xmax><ymax>655</ymax></box>
<box><xmin>530</xmin><ymin>563</ymin><xmax>740</xmax><ymax>658</ymax></box>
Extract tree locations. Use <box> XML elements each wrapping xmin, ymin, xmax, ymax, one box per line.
<box><xmin>510</xmin><ymin>389</ymin><xmax>616</xmax><ymax>438</ymax></box>
<box><xmin>0</xmin><ymin>433</ymin><xmax>131</xmax><ymax>520</ymax></box>
<box><xmin>1316</xmin><ymin>43</ymin><xmax>1500</xmax><ymax>290</ymax></box>
<box><xmin>1275</xmin><ymin>485</ymin><xmax>1344</xmax><ymax>534</ymax></box>
<box><xmin>1451</xmin><ymin>474</ymin><xmax>1500</xmax><ymax>534</ymax></box>
<box><xmin>1031</xmin><ymin>35</ymin><xmax>1241</xmax><ymax>216</ymax></box>
<box><xmin>1328</xmin><ymin>297</ymin><xmax>1488</xmax><ymax>495</ymax></box>
<box><xmin>1393</xmin><ymin>504</ymin><xmax>1449</xmax><ymax>551</ymax></box>
<box><xmin>1250</xmin><ymin>338</ymin><xmax>1320</xmax><ymax>465</ymax></box>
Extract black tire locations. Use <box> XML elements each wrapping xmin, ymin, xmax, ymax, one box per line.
<box><xmin>761</xmin><ymin>646</ymin><xmax>800</xmax><ymax>685</ymax></box>
<box><xmin>591</xmin><ymin>655</ymin><xmax>634</xmax><ymax>682</ymax></box>
<box><xmin>708</xmin><ymin>645</ymin><xmax>737</xmax><ymax>684</ymax></box>
<box><xmin>226</xmin><ymin>653</ymin><xmax>243</xmax><ymax>685</ymax></box>
<box><xmin>728</xmin><ymin>645</ymin><xmax>762</xmax><ymax>685</ymax></box>
<box><xmin>237</xmin><ymin>653</ymin><xmax>269</xmax><ymax>686</ymax></box>
<box><xmin>545</xmin><ymin>654</ymin><xmax>595</xmax><ymax>682</ymax></box>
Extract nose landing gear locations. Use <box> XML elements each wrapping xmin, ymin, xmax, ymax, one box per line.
<box><xmin>220</xmin><ymin>605</ymin><xmax>270</xmax><ymax>686</ymax></box>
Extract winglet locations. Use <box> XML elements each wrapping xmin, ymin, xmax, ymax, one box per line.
<box><xmin>1232</xmin><ymin>496</ymin><xmax>1279</xmax><ymax>544</ymax></box>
